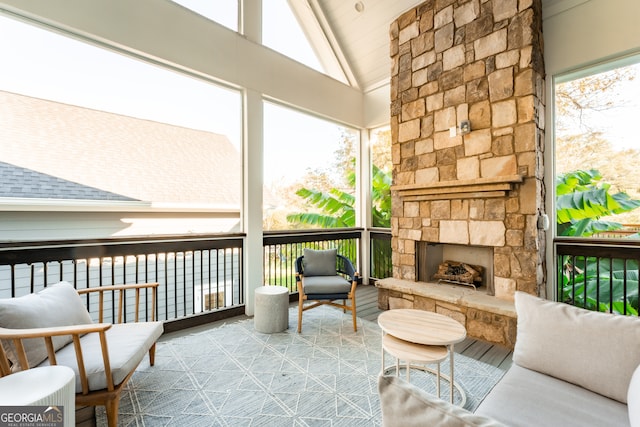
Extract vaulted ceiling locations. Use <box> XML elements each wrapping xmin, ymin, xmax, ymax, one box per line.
<box><xmin>293</xmin><ymin>0</ymin><xmax>559</xmax><ymax>92</ymax></box>
<box><xmin>299</xmin><ymin>0</ymin><xmax>427</xmax><ymax>91</ymax></box>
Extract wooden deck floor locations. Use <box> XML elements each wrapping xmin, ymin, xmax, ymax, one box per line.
<box><xmin>355</xmin><ymin>284</ymin><xmax>513</xmax><ymax>370</ymax></box>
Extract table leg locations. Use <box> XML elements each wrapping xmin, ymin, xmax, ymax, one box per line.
<box><xmin>381</xmin><ymin>332</ymin><xmax>385</xmax><ymax>374</ymax></box>
<box><xmin>449</xmin><ymin>344</ymin><xmax>454</xmax><ymax>404</ymax></box>
<box><xmin>436</xmin><ymin>362</ymin><xmax>441</xmax><ymax>398</ymax></box>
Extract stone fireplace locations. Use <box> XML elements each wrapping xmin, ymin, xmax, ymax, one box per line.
<box><xmin>377</xmin><ymin>0</ymin><xmax>546</xmax><ymax>349</ymax></box>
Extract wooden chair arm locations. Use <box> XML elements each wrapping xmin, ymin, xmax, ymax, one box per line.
<box><xmin>0</xmin><ymin>323</ymin><xmax>114</xmax><ymax>393</ymax></box>
<box><xmin>76</xmin><ymin>282</ymin><xmax>159</xmax><ymax>295</ymax></box>
<box><xmin>0</xmin><ymin>323</ymin><xmax>112</xmax><ymax>340</ymax></box>
<box><xmin>77</xmin><ymin>282</ymin><xmax>158</xmax><ymax>323</ymax></box>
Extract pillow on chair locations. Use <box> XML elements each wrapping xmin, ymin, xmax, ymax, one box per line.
<box><xmin>303</xmin><ymin>249</ymin><xmax>337</xmax><ymax>276</ymax></box>
<box><xmin>0</xmin><ymin>281</ymin><xmax>93</xmax><ymax>370</ymax></box>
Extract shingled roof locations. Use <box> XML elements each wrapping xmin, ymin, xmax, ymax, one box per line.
<box><xmin>0</xmin><ymin>161</ymin><xmax>137</xmax><ymax>201</ymax></box>
<box><xmin>0</xmin><ymin>90</ymin><xmax>241</xmax><ymax>209</ymax></box>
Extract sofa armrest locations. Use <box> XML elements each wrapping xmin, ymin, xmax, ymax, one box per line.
<box><xmin>77</xmin><ymin>282</ymin><xmax>158</xmax><ymax>323</ymax></box>
<box><xmin>378</xmin><ymin>375</ymin><xmax>506</xmax><ymax>427</ymax></box>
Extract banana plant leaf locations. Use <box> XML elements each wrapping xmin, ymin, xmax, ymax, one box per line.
<box><xmin>556</xmin><ymin>189</ymin><xmax>640</xmax><ymax>223</ymax></box>
<box><xmin>560</xmin><ymin>257</ymin><xmax>639</xmax><ymax>314</ymax></box>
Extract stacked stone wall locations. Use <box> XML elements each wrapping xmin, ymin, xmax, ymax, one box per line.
<box><xmin>390</xmin><ymin>0</ymin><xmax>546</xmax><ymax>299</ymax></box>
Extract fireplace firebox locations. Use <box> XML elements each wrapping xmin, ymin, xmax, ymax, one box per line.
<box><xmin>417</xmin><ymin>242</ymin><xmax>494</xmax><ymax>295</ymax></box>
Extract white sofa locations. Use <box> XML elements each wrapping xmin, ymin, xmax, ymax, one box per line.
<box><xmin>378</xmin><ymin>291</ymin><xmax>640</xmax><ymax>427</ymax></box>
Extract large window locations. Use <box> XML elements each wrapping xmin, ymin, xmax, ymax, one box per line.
<box><xmin>262</xmin><ymin>0</ymin><xmax>322</xmax><ymax>72</ymax></box>
<box><xmin>262</xmin><ymin>102</ymin><xmax>358</xmax><ymax>230</ymax></box>
<box><xmin>262</xmin><ymin>0</ymin><xmax>348</xmax><ymax>85</ymax></box>
<box><xmin>170</xmin><ymin>0</ymin><xmax>238</xmax><ymax>31</ymax></box>
<box><xmin>0</xmin><ymin>14</ymin><xmax>242</xmax><ymax>236</ymax></box>
<box><xmin>370</xmin><ymin>126</ymin><xmax>392</xmax><ymax>228</ymax></box>
<box><xmin>554</xmin><ymin>54</ymin><xmax>640</xmax><ymax>238</ymax></box>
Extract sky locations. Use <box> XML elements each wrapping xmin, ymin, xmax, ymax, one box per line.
<box><xmin>555</xmin><ymin>62</ymin><xmax>640</xmax><ymax>151</ymax></box>
<box><xmin>0</xmin><ymin>13</ymin><xmax>241</xmax><ymax>142</ymax></box>
<box><xmin>0</xmin><ymin>1</ymin><xmax>345</xmax><ymax>186</ymax></box>
<box><xmin>587</xmin><ymin>63</ymin><xmax>640</xmax><ymax>151</ymax></box>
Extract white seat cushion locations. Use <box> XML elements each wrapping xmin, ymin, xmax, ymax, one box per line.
<box><xmin>39</xmin><ymin>321</ymin><xmax>163</xmax><ymax>393</ymax></box>
<box><xmin>303</xmin><ymin>275</ymin><xmax>351</xmax><ymax>294</ymax></box>
<box><xmin>476</xmin><ymin>364</ymin><xmax>629</xmax><ymax>427</ymax></box>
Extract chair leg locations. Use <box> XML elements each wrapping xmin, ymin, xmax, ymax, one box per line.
<box><xmin>105</xmin><ymin>397</ymin><xmax>120</xmax><ymax>427</ymax></box>
<box><xmin>297</xmin><ymin>292</ymin><xmax>304</xmax><ymax>333</ymax></box>
<box><xmin>351</xmin><ymin>296</ymin><xmax>357</xmax><ymax>332</ymax></box>
<box><xmin>149</xmin><ymin>343</ymin><xmax>156</xmax><ymax>366</ymax></box>
<box><xmin>352</xmin><ymin>307</ymin><xmax>357</xmax><ymax>331</ymax></box>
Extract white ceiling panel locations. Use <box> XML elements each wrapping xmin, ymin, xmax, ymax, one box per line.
<box><xmin>315</xmin><ymin>0</ymin><xmax>426</xmax><ymax>90</ymax></box>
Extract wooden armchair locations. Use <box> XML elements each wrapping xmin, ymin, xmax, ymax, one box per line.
<box><xmin>0</xmin><ymin>282</ymin><xmax>163</xmax><ymax>427</ymax></box>
<box><xmin>295</xmin><ymin>248</ymin><xmax>359</xmax><ymax>333</ymax></box>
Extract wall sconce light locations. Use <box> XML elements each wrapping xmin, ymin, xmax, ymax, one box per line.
<box><xmin>460</xmin><ymin>120</ymin><xmax>471</xmax><ymax>135</ymax></box>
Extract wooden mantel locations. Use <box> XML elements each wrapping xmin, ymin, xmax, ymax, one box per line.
<box><xmin>391</xmin><ymin>175</ymin><xmax>523</xmax><ymax>201</ymax></box>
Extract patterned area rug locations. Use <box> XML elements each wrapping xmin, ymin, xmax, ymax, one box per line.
<box><xmin>97</xmin><ymin>306</ymin><xmax>507</xmax><ymax>426</ymax></box>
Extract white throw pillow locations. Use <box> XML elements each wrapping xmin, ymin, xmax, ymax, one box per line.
<box><xmin>628</xmin><ymin>364</ymin><xmax>640</xmax><ymax>427</ymax></box>
<box><xmin>378</xmin><ymin>375</ymin><xmax>505</xmax><ymax>427</ymax></box>
<box><xmin>0</xmin><ymin>282</ymin><xmax>93</xmax><ymax>370</ymax></box>
<box><xmin>513</xmin><ymin>291</ymin><xmax>640</xmax><ymax>403</ymax></box>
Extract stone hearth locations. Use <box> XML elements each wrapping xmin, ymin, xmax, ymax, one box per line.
<box><xmin>377</xmin><ymin>278</ymin><xmax>516</xmax><ymax>348</ymax></box>
<box><xmin>384</xmin><ymin>0</ymin><xmax>546</xmax><ymax>347</ymax></box>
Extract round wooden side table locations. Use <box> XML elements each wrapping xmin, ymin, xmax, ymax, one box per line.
<box><xmin>378</xmin><ymin>309</ymin><xmax>467</xmax><ymax>405</ymax></box>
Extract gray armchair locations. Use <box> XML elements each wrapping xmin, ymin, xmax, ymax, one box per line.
<box><xmin>295</xmin><ymin>248</ymin><xmax>359</xmax><ymax>333</ymax></box>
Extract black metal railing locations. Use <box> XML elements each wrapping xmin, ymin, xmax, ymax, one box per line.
<box><xmin>0</xmin><ymin>228</ymin><xmax>393</xmax><ymax>330</ymax></box>
<box><xmin>262</xmin><ymin>228</ymin><xmax>361</xmax><ymax>292</ymax></box>
<box><xmin>0</xmin><ymin>235</ymin><xmax>245</xmax><ymax>327</ymax></box>
<box><xmin>370</xmin><ymin>228</ymin><xmax>392</xmax><ymax>281</ymax></box>
<box><xmin>556</xmin><ymin>239</ymin><xmax>640</xmax><ymax>316</ymax></box>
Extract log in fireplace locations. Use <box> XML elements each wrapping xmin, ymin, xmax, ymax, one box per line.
<box><xmin>432</xmin><ymin>260</ymin><xmax>484</xmax><ymax>289</ymax></box>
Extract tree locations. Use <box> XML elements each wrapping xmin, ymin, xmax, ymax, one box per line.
<box><xmin>286</xmin><ymin>163</ymin><xmax>391</xmax><ymax>228</ymax></box>
<box><xmin>555</xmin><ymin>66</ymin><xmax>636</xmax><ymax>136</ymax></box>
<box><xmin>555</xmin><ymin>64</ymin><xmax>640</xmax><ymax>224</ymax></box>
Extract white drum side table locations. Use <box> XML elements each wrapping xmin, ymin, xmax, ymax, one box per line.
<box><xmin>0</xmin><ymin>366</ymin><xmax>75</xmax><ymax>427</ymax></box>
<box><xmin>254</xmin><ymin>285</ymin><xmax>289</xmax><ymax>333</ymax></box>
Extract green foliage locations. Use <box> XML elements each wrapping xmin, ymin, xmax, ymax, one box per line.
<box><xmin>285</xmin><ymin>162</ymin><xmax>393</xmax><ymax>278</ymax></box>
<box><xmin>286</xmin><ymin>163</ymin><xmax>391</xmax><ymax>229</ymax></box>
<box><xmin>286</xmin><ymin>187</ymin><xmax>355</xmax><ymax>228</ymax></box>
<box><xmin>559</xmin><ymin>256</ymin><xmax>639</xmax><ymax>315</ymax></box>
<box><xmin>371</xmin><ymin>164</ymin><xmax>392</xmax><ymax>228</ymax></box>
<box><xmin>556</xmin><ymin>169</ymin><xmax>640</xmax><ymax>237</ymax></box>
<box><xmin>557</xmin><ymin>169</ymin><xmax>640</xmax><ymax>315</ymax></box>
